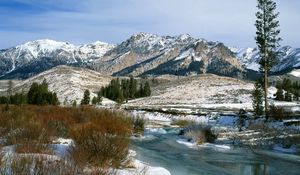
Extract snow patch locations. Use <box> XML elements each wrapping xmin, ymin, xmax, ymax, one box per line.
<box><xmin>145</xmin><ymin>128</ymin><xmax>167</xmax><ymax>134</ymax></box>
<box><xmin>289</xmin><ymin>69</ymin><xmax>300</xmax><ymax>77</ymax></box>
<box><xmin>176</xmin><ymin>139</ymin><xmax>196</xmax><ymax>148</ymax></box>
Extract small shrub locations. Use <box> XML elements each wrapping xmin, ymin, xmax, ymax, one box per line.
<box><xmin>9</xmin><ymin>155</ymin><xmax>80</xmax><ymax>175</ymax></box>
<box><xmin>184</xmin><ymin>125</ymin><xmax>216</xmax><ymax>144</ymax></box>
<box><xmin>133</xmin><ymin>117</ymin><xmax>145</xmax><ymax>135</ymax></box>
<box><xmin>269</xmin><ymin>105</ymin><xmax>292</xmax><ymax>121</ymax></box>
<box><xmin>47</xmin><ymin>120</ymin><xmax>69</xmax><ymax>138</ymax></box>
<box><xmin>70</xmin><ymin>122</ymin><xmax>130</xmax><ymax>168</ymax></box>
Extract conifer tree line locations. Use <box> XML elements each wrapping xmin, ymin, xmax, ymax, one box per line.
<box><xmin>99</xmin><ymin>77</ymin><xmax>151</xmax><ymax>103</ymax></box>
<box><xmin>275</xmin><ymin>78</ymin><xmax>300</xmax><ymax>101</ymax></box>
<box><xmin>0</xmin><ymin>79</ymin><xmax>59</xmax><ymax>105</ymax></box>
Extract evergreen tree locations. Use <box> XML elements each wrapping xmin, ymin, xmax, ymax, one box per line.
<box><xmin>49</xmin><ymin>92</ymin><xmax>59</xmax><ymax>105</ymax></box>
<box><xmin>252</xmin><ymin>80</ymin><xmax>264</xmax><ymax>116</ymax></box>
<box><xmin>27</xmin><ymin>82</ymin><xmax>39</xmax><ymax>104</ymax></box>
<box><xmin>284</xmin><ymin>92</ymin><xmax>292</xmax><ymax>102</ymax></box>
<box><xmin>72</xmin><ymin>100</ymin><xmax>77</xmax><ymax>107</ymax></box>
<box><xmin>129</xmin><ymin>76</ymin><xmax>137</xmax><ymax>99</ymax></box>
<box><xmin>27</xmin><ymin>81</ymin><xmax>59</xmax><ymax>105</ymax></box>
<box><xmin>7</xmin><ymin>80</ymin><xmax>13</xmax><ymax>104</ymax></box>
<box><xmin>121</xmin><ymin>79</ymin><xmax>130</xmax><ymax>101</ymax></box>
<box><xmin>96</xmin><ymin>92</ymin><xmax>103</xmax><ymax>105</ymax></box>
<box><xmin>138</xmin><ymin>83</ymin><xmax>144</xmax><ymax>97</ymax></box>
<box><xmin>282</xmin><ymin>78</ymin><xmax>292</xmax><ymax>91</ymax></box>
<box><xmin>10</xmin><ymin>91</ymin><xmax>27</xmax><ymax>105</ymax></box>
<box><xmin>255</xmin><ymin>0</ymin><xmax>281</xmax><ymax>119</ymax></box>
<box><xmin>0</xmin><ymin>96</ymin><xmax>8</xmax><ymax>104</ymax></box>
<box><xmin>275</xmin><ymin>84</ymin><xmax>284</xmax><ymax>101</ymax></box>
<box><xmin>81</xmin><ymin>89</ymin><xmax>90</xmax><ymax>105</ymax></box>
<box><xmin>143</xmin><ymin>81</ymin><xmax>151</xmax><ymax>97</ymax></box>
<box><xmin>92</xmin><ymin>96</ymin><xmax>98</xmax><ymax>105</ymax></box>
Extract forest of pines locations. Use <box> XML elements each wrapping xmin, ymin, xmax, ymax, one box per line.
<box><xmin>99</xmin><ymin>77</ymin><xmax>151</xmax><ymax>103</ymax></box>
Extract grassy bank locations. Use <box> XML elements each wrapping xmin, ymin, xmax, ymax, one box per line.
<box><xmin>0</xmin><ymin>105</ymin><xmax>133</xmax><ymax>174</ymax></box>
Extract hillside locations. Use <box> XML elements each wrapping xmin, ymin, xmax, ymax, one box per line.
<box><xmin>0</xmin><ymin>66</ymin><xmax>113</xmax><ymax>104</ymax></box>
<box><xmin>126</xmin><ymin>74</ymin><xmax>255</xmax><ymax>111</ymax></box>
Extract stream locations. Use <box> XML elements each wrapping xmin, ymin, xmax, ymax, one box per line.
<box><xmin>132</xmin><ymin>127</ymin><xmax>300</xmax><ymax>175</ymax></box>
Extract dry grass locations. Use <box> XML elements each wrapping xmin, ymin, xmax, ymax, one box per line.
<box><xmin>7</xmin><ymin>155</ymin><xmax>80</xmax><ymax>175</ymax></box>
<box><xmin>70</xmin><ymin>115</ymin><xmax>132</xmax><ymax>168</ymax></box>
<box><xmin>269</xmin><ymin>105</ymin><xmax>293</xmax><ymax>121</ymax></box>
<box><xmin>0</xmin><ymin>105</ymin><xmax>133</xmax><ymax>174</ymax></box>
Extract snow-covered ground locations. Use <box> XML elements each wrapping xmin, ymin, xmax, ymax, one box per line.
<box><xmin>116</xmin><ymin>150</ymin><xmax>170</xmax><ymax>175</ymax></box>
<box><xmin>0</xmin><ymin>137</ymin><xmax>170</xmax><ymax>175</ymax></box>
<box><xmin>127</xmin><ymin>75</ymin><xmax>254</xmax><ymax>109</ymax></box>
<box><xmin>289</xmin><ymin>69</ymin><xmax>300</xmax><ymax>78</ymax></box>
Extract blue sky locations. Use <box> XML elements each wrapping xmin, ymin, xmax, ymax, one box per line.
<box><xmin>0</xmin><ymin>0</ymin><xmax>299</xmax><ymax>49</ymax></box>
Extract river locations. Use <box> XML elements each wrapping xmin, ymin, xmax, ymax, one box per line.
<box><xmin>132</xmin><ymin>127</ymin><xmax>300</xmax><ymax>175</ymax></box>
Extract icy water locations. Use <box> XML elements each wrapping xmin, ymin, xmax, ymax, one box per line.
<box><xmin>132</xmin><ymin>127</ymin><xmax>300</xmax><ymax>175</ymax></box>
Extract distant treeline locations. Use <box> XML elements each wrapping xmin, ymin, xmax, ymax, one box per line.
<box><xmin>99</xmin><ymin>77</ymin><xmax>151</xmax><ymax>103</ymax></box>
<box><xmin>275</xmin><ymin>78</ymin><xmax>300</xmax><ymax>101</ymax></box>
<box><xmin>0</xmin><ymin>80</ymin><xmax>59</xmax><ymax>105</ymax></box>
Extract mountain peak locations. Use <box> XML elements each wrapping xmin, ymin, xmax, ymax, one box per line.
<box><xmin>177</xmin><ymin>33</ymin><xmax>191</xmax><ymax>40</ymax></box>
<box><xmin>133</xmin><ymin>32</ymin><xmax>158</xmax><ymax>38</ymax></box>
<box><xmin>23</xmin><ymin>39</ymin><xmax>70</xmax><ymax>47</ymax></box>
<box><xmin>93</xmin><ymin>41</ymin><xmax>110</xmax><ymax>46</ymax></box>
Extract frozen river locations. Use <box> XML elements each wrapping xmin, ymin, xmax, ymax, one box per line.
<box><xmin>132</xmin><ymin>127</ymin><xmax>300</xmax><ymax>175</ymax></box>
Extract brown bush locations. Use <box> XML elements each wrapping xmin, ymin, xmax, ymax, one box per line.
<box><xmin>269</xmin><ymin>105</ymin><xmax>292</xmax><ymax>121</ymax></box>
<box><xmin>8</xmin><ymin>155</ymin><xmax>81</xmax><ymax>175</ymax></box>
<box><xmin>0</xmin><ymin>105</ymin><xmax>133</xmax><ymax>172</ymax></box>
<box><xmin>70</xmin><ymin>111</ymin><xmax>132</xmax><ymax>168</ymax></box>
<box><xmin>184</xmin><ymin>125</ymin><xmax>216</xmax><ymax>144</ymax></box>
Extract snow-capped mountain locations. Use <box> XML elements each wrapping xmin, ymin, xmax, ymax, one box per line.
<box><xmin>0</xmin><ymin>39</ymin><xmax>114</xmax><ymax>79</ymax></box>
<box><xmin>1</xmin><ymin>33</ymin><xmax>299</xmax><ymax>80</ymax></box>
<box><xmin>92</xmin><ymin>32</ymin><xmax>243</xmax><ymax>78</ymax></box>
<box><xmin>232</xmin><ymin>46</ymin><xmax>300</xmax><ymax>73</ymax></box>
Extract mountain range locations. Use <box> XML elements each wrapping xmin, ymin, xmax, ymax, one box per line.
<box><xmin>0</xmin><ymin>32</ymin><xmax>299</xmax><ymax>80</ymax></box>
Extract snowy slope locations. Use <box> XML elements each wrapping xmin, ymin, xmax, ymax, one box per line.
<box><xmin>289</xmin><ymin>69</ymin><xmax>300</xmax><ymax>78</ymax></box>
<box><xmin>4</xmin><ymin>65</ymin><xmax>113</xmax><ymax>104</ymax></box>
<box><xmin>0</xmin><ymin>39</ymin><xmax>115</xmax><ymax>79</ymax></box>
<box><xmin>94</xmin><ymin>32</ymin><xmax>243</xmax><ymax>78</ymax></box>
<box><xmin>232</xmin><ymin>46</ymin><xmax>300</xmax><ymax>72</ymax></box>
<box><xmin>126</xmin><ymin>74</ymin><xmax>255</xmax><ymax>110</ymax></box>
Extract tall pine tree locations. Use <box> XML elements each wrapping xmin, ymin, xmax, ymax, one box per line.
<box><xmin>255</xmin><ymin>0</ymin><xmax>281</xmax><ymax>120</ymax></box>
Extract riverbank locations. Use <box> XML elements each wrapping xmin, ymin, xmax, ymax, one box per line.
<box><xmin>131</xmin><ymin>110</ymin><xmax>300</xmax><ymax>175</ymax></box>
<box><xmin>130</xmin><ymin>110</ymin><xmax>300</xmax><ymax>153</ymax></box>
